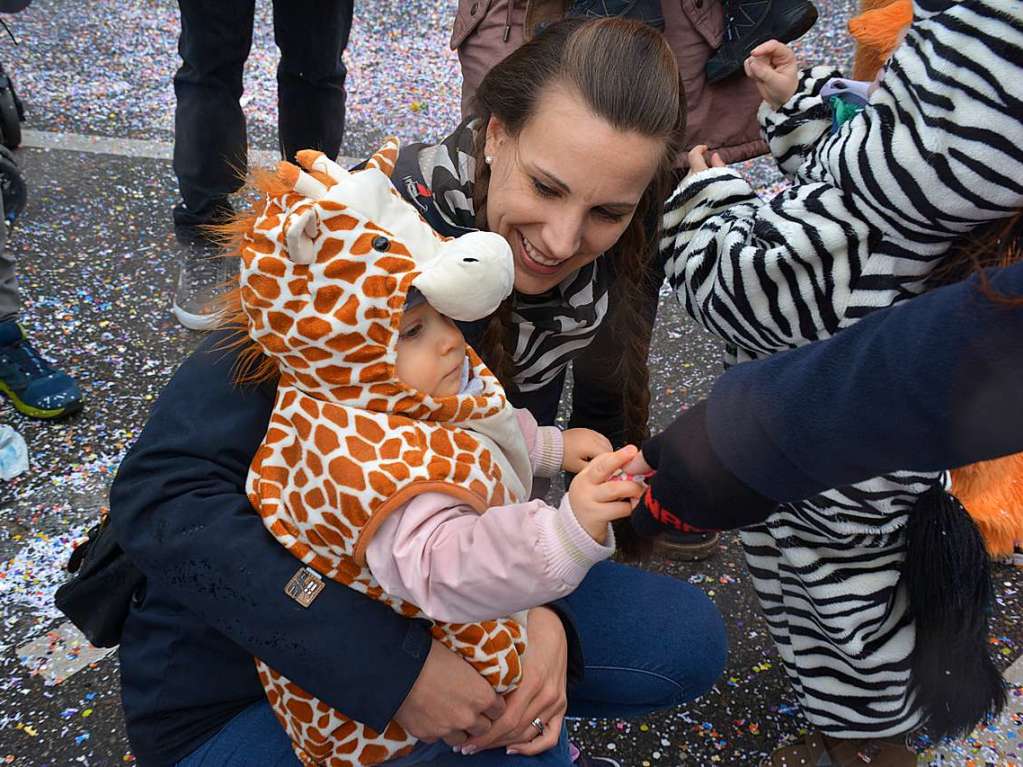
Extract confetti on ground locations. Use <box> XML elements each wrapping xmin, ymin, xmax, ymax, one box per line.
<box><xmin>17</xmin><ymin>622</ymin><xmax>117</xmax><ymax>686</ymax></box>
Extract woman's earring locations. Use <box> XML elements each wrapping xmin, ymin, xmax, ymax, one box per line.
<box><xmin>485</xmin><ymin>155</ymin><xmax>493</xmax><ymax>166</ymax></box>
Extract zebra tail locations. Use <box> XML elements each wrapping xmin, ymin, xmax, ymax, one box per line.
<box><xmin>903</xmin><ymin>485</ymin><xmax>1007</xmax><ymax>740</ymax></box>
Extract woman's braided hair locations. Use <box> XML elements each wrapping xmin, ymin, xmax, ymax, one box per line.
<box><xmin>469</xmin><ymin>17</ymin><xmax>687</xmax><ymax>559</ymax></box>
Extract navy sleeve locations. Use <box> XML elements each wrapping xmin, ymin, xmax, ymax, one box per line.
<box><xmin>630</xmin><ymin>401</ymin><xmax>776</xmax><ymax>534</ymax></box>
<box><xmin>109</xmin><ymin>333</ymin><xmax>432</xmax><ymax>731</ymax></box>
<box><xmin>708</xmin><ymin>263</ymin><xmax>1023</xmax><ymax>503</ymax></box>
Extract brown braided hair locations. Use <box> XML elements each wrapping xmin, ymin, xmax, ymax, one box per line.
<box><xmin>469</xmin><ymin>17</ymin><xmax>686</xmax><ymax>559</ymax></box>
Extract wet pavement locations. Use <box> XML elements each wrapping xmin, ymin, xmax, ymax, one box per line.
<box><xmin>1</xmin><ymin>1</ymin><xmax>1021</xmax><ymax>765</ymax></box>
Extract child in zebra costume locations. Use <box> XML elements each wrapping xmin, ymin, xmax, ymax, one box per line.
<box><xmin>660</xmin><ymin>0</ymin><xmax>1023</xmax><ymax>764</ymax></box>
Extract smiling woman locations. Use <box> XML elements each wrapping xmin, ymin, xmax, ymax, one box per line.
<box><xmin>482</xmin><ymin>83</ymin><xmax>664</xmax><ymax>295</ymax></box>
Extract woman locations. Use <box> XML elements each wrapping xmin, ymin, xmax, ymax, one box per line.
<box><xmin>110</xmin><ymin>18</ymin><xmax>727</xmax><ymax>767</ymax></box>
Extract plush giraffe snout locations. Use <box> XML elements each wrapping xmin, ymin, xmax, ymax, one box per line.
<box><xmin>412</xmin><ymin>230</ymin><xmax>514</xmax><ymax>321</ymax></box>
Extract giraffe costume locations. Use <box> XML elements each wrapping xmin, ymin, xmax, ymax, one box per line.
<box><xmin>239</xmin><ymin>139</ymin><xmax>535</xmax><ymax>766</ymax></box>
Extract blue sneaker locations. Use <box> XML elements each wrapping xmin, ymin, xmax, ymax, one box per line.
<box><xmin>0</xmin><ymin>320</ymin><xmax>83</xmax><ymax>419</ymax></box>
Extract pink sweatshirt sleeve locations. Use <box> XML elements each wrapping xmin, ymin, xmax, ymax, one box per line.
<box><xmin>514</xmin><ymin>408</ymin><xmax>563</xmax><ymax>478</ymax></box>
<box><xmin>363</xmin><ymin>491</ymin><xmax>614</xmax><ymax>624</ymax></box>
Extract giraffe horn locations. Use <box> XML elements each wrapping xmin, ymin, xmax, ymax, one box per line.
<box><xmin>292</xmin><ymin>168</ymin><xmax>329</xmax><ymax>199</ymax></box>
<box><xmin>364</xmin><ymin>137</ymin><xmax>400</xmax><ymax>177</ymax></box>
<box><xmin>304</xmin><ymin>152</ymin><xmax>350</xmax><ymax>186</ymax></box>
<box><xmin>279</xmin><ymin>160</ymin><xmax>329</xmax><ymax>198</ymax></box>
<box><xmin>284</xmin><ymin>206</ymin><xmax>320</xmax><ymax>265</ymax></box>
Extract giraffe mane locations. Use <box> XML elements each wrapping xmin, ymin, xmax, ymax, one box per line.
<box><xmin>214</xmin><ymin>168</ymin><xmax>296</xmax><ymax>387</ymax></box>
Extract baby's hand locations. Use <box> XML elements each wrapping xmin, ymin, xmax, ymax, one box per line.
<box><xmin>562</xmin><ymin>428</ymin><xmax>613</xmax><ymax>474</ymax></box>
<box><xmin>744</xmin><ymin>40</ymin><xmax>800</xmax><ymax>110</ymax></box>
<box><xmin>568</xmin><ymin>446</ymin><xmax>646</xmax><ymax>545</ymax></box>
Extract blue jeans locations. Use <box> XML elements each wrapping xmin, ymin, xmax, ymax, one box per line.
<box><xmin>177</xmin><ymin>561</ymin><xmax>727</xmax><ymax>766</ymax></box>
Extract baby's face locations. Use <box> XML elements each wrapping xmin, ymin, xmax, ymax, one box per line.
<box><xmin>395</xmin><ymin>303</ymin><xmax>467</xmax><ymax>398</ymax></box>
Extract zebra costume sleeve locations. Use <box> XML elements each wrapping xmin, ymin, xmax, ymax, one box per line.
<box><xmin>662</xmin><ymin>0</ymin><xmax>1023</xmax><ymax>362</ymax></box>
<box><xmin>758</xmin><ymin>66</ymin><xmax>842</xmax><ymax>179</ymax></box>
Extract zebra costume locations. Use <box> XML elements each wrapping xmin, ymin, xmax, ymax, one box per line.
<box><xmin>391</xmin><ymin>120</ymin><xmax>610</xmax><ymax>394</ymax></box>
<box><xmin>661</xmin><ymin>0</ymin><xmax>1023</xmax><ymax>738</ymax></box>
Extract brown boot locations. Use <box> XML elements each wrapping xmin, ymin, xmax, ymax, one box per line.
<box><xmin>762</xmin><ymin>731</ymin><xmax>918</xmax><ymax>766</ymax></box>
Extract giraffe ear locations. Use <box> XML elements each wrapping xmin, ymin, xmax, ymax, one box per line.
<box><xmin>284</xmin><ymin>206</ymin><xmax>320</xmax><ymax>265</ymax></box>
<box><xmin>364</xmin><ymin>137</ymin><xmax>400</xmax><ymax>177</ymax></box>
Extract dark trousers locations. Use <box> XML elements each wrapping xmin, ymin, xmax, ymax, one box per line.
<box><xmin>172</xmin><ymin>0</ymin><xmax>353</xmax><ymax>229</ymax></box>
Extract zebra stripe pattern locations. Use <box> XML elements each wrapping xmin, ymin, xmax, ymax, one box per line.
<box><xmin>661</xmin><ymin>0</ymin><xmax>1023</xmax><ymax>737</ymax></box>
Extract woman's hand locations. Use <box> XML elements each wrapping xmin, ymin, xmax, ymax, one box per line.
<box><xmin>568</xmin><ymin>445</ymin><xmax>645</xmax><ymax>544</ymax></box>
<box><xmin>562</xmin><ymin>427</ymin><xmax>613</xmax><ymax>473</ymax></box>
<box><xmin>393</xmin><ymin>639</ymin><xmax>506</xmax><ymax>746</ymax></box>
<box><xmin>744</xmin><ymin>40</ymin><xmax>800</xmax><ymax>110</ymax></box>
<box><xmin>459</xmin><ymin>606</ymin><xmax>569</xmax><ymax>756</ymax></box>
<box><xmin>686</xmin><ymin>145</ymin><xmax>726</xmax><ymax>177</ymax></box>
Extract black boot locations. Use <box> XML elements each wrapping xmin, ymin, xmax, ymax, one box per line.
<box><xmin>705</xmin><ymin>0</ymin><xmax>819</xmax><ymax>85</ymax></box>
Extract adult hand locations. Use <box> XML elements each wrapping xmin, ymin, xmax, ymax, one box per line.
<box><xmin>686</xmin><ymin>145</ymin><xmax>726</xmax><ymax>178</ymax></box>
<box><xmin>568</xmin><ymin>445</ymin><xmax>645</xmax><ymax>544</ymax></box>
<box><xmin>562</xmin><ymin>427</ymin><xmax>613</xmax><ymax>474</ymax></box>
<box><xmin>744</xmin><ymin>40</ymin><xmax>800</xmax><ymax>110</ymax></box>
<box><xmin>393</xmin><ymin>639</ymin><xmax>506</xmax><ymax>746</ymax></box>
<box><xmin>459</xmin><ymin>606</ymin><xmax>569</xmax><ymax>757</ymax></box>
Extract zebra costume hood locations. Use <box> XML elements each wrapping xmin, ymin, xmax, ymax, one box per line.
<box><xmin>390</xmin><ymin>119</ymin><xmax>610</xmax><ymax>394</ymax></box>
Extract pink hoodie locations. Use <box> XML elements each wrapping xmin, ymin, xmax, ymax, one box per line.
<box><xmin>365</xmin><ymin>409</ymin><xmax>615</xmax><ymax>623</ymax></box>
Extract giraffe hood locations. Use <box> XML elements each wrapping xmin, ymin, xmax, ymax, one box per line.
<box><xmin>239</xmin><ymin>139</ymin><xmax>514</xmax><ymax>417</ymax></box>
<box><xmin>242</xmin><ymin>137</ymin><xmax>533</xmax><ymax>570</ymax></box>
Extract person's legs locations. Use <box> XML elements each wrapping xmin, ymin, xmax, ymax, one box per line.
<box><xmin>176</xmin><ymin>700</ymin><xmax>572</xmax><ymax>766</ymax></box>
<box><xmin>563</xmin><ymin>560</ymin><xmax>727</xmax><ymax>718</ymax></box>
<box><xmin>272</xmin><ymin>0</ymin><xmax>351</xmax><ymax>163</ymax></box>
<box><xmin>170</xmin><ymin>0</ymin><xmax>255</xmax><ymax>330</ymax></box>
<box><xmin>175</xmin><ymin>700</ymin><xmax>301</xmax><ymax>766</ymax></box>
<box><xmin>172</xmin><ymin>0</ymin><xmax>254</xmax><ymax>232</ymax></box>
<box><xmin>0</xmin><ymin>195</ymin><xmax>18</xmax><ymax>323</ymax></box>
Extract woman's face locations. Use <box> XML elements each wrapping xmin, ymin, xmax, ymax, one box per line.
<box><xmin>484</xmin><ymin>85</ymin><xmax>665</xmax><ymax>295</ymax></box>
